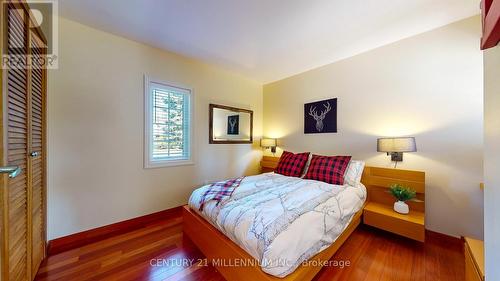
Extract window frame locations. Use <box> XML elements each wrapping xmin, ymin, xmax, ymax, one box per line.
<box><xmin>144</xmin><ymin>75</ymin><xmax>194</xmax><ymax>168</ymax></box>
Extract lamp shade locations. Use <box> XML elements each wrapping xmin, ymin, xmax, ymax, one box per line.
<box><xmin>377</xmin><ymin>137</ymin><xmax>416</xmax><ymax>152</ymax></box>
<box><xmin>260</xmin><ymin>138</ymin><xmax>277</xmax><ymax>147</ymax></box>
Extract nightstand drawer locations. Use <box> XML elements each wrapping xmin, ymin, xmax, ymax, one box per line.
<box><xmin>363</xmin><ymin>203</ymin><xmax>425</xmax><ymax>242</ymax></box>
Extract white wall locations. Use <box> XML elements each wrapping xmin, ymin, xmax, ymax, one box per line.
<box><xmin>484</xmin><ymin>44</ymin><xmax>500</xmax><ymax>280</ymax></box>
<box><xmin>263</xmin><ymin>16</ymin><xmax>483</xmax><ymax>238</ymax></box>
<box><xmin>47</xmin><ymin>18</ymin><xmax>263</xmax><ymax>239</ymax></box>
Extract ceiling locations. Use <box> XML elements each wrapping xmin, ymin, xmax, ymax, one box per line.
<box><xmin>59</xmin><ymin>0</ymin><xmax>479</xmax><ymax>83</ymax></box>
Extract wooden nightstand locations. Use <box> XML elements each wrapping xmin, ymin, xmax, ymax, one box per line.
<box><xmin>361</xmin><ymin>167</ymin><xmax>426</xmax><ymax>242</ymax></box>
<box><xmin>364</xmin><ymin>202</ymin><xmax>425</xmax><ymax>242</ymax></box>
<box><xmin>260</xmin><ymin>156</ymin><xmax>279</xmax><ymax>173</ymax></box>
<box><xmin>464</xmin><ymin>237</ymin><xmax>485</xmax><ymax>281</ymax></box>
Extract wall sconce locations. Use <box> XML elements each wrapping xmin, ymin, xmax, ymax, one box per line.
<box><xmin>260</xmin><ymin>138</ymin><xmax>278</xmax><ymax>155</ymax></box>
<box><xmin>377</xmin><ymin>137</ymin><xmax>417</xmax><ymax>167</ymax></box>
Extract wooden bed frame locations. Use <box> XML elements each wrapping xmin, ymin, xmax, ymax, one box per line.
<box><xmin>183</xmin><ymin>165</ymin><xmax>423</xmax><ymax>280</ymax></box>
<box><xmin>183</xmin><ymin>205</ymin><xmax>363</xmax><ymax>281</ymax></box>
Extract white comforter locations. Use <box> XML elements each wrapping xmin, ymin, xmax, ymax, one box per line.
<box><xmin>188</xmin><ymin>172</ymin><xmax>366</xmax><ymax>277</ymax></box>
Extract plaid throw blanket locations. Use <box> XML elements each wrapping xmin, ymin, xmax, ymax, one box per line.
<box><xmin>199</xmin><ymin>177</ymin><xmax>245</xmax><ymax>211</ymax></box>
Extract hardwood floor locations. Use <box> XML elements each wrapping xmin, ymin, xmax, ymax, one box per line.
<box><xmin>314</xmin><ymin>228</ymin><xmax>464</xmax><ymax>281</ymax></box>
<box><xmin>35</xmin><ymin>215</ymin><xmax>464</xmax><ymax>281</ymax></box>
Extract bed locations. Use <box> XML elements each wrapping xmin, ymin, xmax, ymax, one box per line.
<box><xmin>184</xmin><ymin>171</ymin><xmax>367</xmax><ymax>281</ymax></box>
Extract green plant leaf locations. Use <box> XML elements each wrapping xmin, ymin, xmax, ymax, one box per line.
<box><xmin>388</xmin><ymin>184</ymin><xmax>417</xmax><ymax>202</ymax></box>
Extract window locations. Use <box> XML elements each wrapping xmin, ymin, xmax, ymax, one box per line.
<box><xmin>144</xmin><ymin>76</ymin><xmax>193</xmax><ymax>168</ymax></box>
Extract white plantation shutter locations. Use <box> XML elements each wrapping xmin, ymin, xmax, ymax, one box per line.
<box><xmin>145</xmin><ymin>78</ymin><xmax>192</xmax><ymax>167</ymax></box>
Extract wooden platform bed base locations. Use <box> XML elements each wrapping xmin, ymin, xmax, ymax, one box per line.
<box><xmin>182</xmin><ymin>205</ymin><xmax>363</xmax><ymax>281</ymax></box>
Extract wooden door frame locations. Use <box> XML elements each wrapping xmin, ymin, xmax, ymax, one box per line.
<box><xmin>41</xmin><ymin>33</ymin><xmax>48</xmax><ymax>270</ymax></box>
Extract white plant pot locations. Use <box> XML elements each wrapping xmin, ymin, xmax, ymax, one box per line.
<box><xmin>394</xmin><ymin>201</ymin><xmax>409</xmax><ymax>214</ymax></box>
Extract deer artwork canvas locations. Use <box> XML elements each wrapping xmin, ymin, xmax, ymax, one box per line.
<box><xmin>304</xmin><ymin>98</ymin><xmax>337</xmax><ymax>134</ymax></box>
<box><xmin>227</xmin><ymin>115</ymin><xmax>240</xmax><ymax>135</ymax></box>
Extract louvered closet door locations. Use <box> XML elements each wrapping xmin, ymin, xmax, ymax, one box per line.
<box><xmin>5</xmin><ymin>6</ymin><xmax>30</xmax><ymax>281</ymax></box>
<box><xmin>29</xmin><ymin>30</ymin><xmax>46</xmax><ymax>277</ymax></box>
<box><xmin>1</xmin><ymin>2</ymin><xmax>47</xmax><ymax>280</ymax></box>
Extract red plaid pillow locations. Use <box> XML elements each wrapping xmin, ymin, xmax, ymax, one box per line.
<box><xmin>274</xmin><ymin>151</ymin><xmax>310</xmax><ymax>177</ymax></box>
<box><xmin>303</xmin><ymin>155</ymin><xmax>352</xmax><ymax>185</ymax></box>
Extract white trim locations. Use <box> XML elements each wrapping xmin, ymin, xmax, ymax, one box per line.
<box><xmin>145</xmin><ymin>159</ymin><xmax>194</xmax><ymax>168</ymax></box>
<box><xmin>143</xmin><ymin>75</ymin><xmax>195</xmax><ymax>169</ymax></box>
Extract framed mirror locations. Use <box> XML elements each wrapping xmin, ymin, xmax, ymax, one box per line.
<box><xmin>209</xmin><ymin>104</ymin><xmax>253</xmax><ymax>144</ymax></box>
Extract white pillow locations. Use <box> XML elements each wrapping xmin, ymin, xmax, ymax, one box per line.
<box><xmin>344</xmin><ymin>160</ymin><xmax>365</xmax><ymax>186</ymax></box>
<box><xmin>300</xmin><ymin>153</ymin><xmax>313</xmax><ymax>178</ymax></box>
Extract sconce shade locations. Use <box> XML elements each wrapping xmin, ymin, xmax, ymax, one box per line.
<box><xmin>260</xmin><ymin>138</ymin><xmax>277</xmax><ymax>147</ymax></box>
<box><xmin>377</xmin><ymin>137</ymin><xmax>416</xmax><ymax>152</ymax></box>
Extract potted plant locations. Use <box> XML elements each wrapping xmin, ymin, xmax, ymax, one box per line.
<box><xmin>389</xmin><ymin>184</ymin><xmax>417</xmax><ymax>214</ymax></box>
